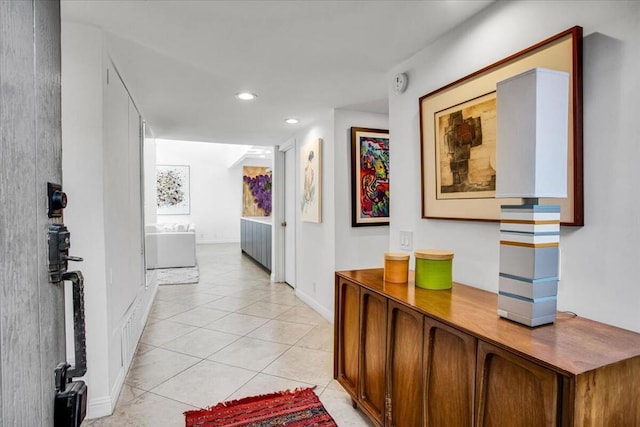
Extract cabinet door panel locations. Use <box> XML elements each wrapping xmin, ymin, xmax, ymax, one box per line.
<box><xmin>335</xmin><ymin>279</ymin><xmax>360</xmax><ymax>396</ymax></box>
<box><xmin>476</xmin><ymin>341</ymin><xmax>559</xmax><ymax>427</ymax></box>
<box><xmin>387</xmin><ymin>302</ymin><xmax>423</xmax><ymax>427</ymax></box>
<box><xmin>359</xmin><ymin>290</ymin><xmax>387</xmax><ymax>425</ymax></box>
<box><xmin>424</xmin><ymin>317</ymin><xmax>476</xmax><ymax>427</ymax></box>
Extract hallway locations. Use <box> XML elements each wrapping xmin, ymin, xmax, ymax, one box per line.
<box><xmin>86</xmin><ymin>244</ymin><xmax>371</xmax><ymax>426</ymax></box>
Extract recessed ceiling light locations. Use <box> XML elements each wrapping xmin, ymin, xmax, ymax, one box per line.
<box><xmin>285</xmin><ymin>118</ymin><xmax>299</xmax><ymax>124</ymax></box>
<box><xmin>236</xmin><ymin>92</ymin><xmax>257</xmax><ymax>101</ymax></box>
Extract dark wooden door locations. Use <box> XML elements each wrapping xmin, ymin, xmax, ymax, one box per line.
<box><xmin>387</xmin><ymin>301</ymin><xmax>424</xmax><ymax>427</ymax></box>
<box><xmin>423</xmin><ymin>316</ymin><xmax>476</xmax><ymax>426</ymax></box>
<box><xmin>475</xmin><ymin>341</ymin><xmax>560</xmax><ymax>427</ymax></box>
<box><xmin>359</xmin><ymin>289</ymin><xmax>387</xmax><ymax>425</ymax></box>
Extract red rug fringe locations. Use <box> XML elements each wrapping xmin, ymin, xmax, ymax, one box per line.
<box><xmin>184</xmin><ymin>386</ymin><xmax>337</xmax><ymax>427</ymax></box>
<box><xmin>184</xmin><ymin>386</ymin><xmax>316</xmax><ymax>419</ymax></box>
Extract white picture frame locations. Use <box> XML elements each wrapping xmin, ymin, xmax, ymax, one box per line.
<box><xmin>156</xmin><ymin>165</ymin><xmax>190</xmax><ymax>215</ymax></box>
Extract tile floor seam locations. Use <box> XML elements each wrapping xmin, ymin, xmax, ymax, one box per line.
<box><xmin>156</xmin><ymin>335</ymin><xmax>243</xmax><ymax>360</ymax></box>
<box><xmin>204</xmin><ymin>353</ymin><xmax>285</xmax><ymax>373</ymax></box>
<box><xmin>147</xmin><ymin>358</ymin><xmax>218</xmax><ymax>395</ymax></box>
<box><xmin>142</xmin><ymin>390</ymin><xmax>200</xmax><ymax>410</ymax></box>
<box><xmin>252</xmin><ymin>372</ymin><xmax>318</xmax><ymax>389</ymax></box>
<box><xmin>127</xmin><ymin>350</ymin><xmax>204</xmax><ymax>391</ymax></box>
<box><xmin>212</xmin><ymin>333</ymin><xmax>295</xmax><ymax>348</ymax></box>
<box><xmin>220</xmin><ymin>370</ymin><xmax>262</xmax><ymax>402</ymax></box>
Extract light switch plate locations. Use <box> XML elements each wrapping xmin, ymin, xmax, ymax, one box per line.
<box><xmin>399</xmin><ymin>230</ymin><xmax>413</xmax><ymax>251</ymax></box>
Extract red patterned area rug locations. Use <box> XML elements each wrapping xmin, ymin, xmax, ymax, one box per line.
<box><xmin>184</xmin><ymin>387</ymin><xmax>337</xmax><ymax>427</ymax></box>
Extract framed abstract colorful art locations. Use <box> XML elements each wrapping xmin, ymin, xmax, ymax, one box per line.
<box><xmin>351</xmin><ymin>127</ymin><xmax>390</xmax><ymax>227</ymax></box>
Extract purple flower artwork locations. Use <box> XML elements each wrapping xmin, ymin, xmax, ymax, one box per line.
<box><xmin>242</xmin><ymin>166</ymin><xmax>272</xmax><ymax>216</ymax></box>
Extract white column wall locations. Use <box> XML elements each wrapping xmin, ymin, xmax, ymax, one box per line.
<box><xmin>143</xmin><ymin>136</ymin><xmax>157</xmax><ymax>225</ymax></box>
<box><xmin>291</xmin><ymin>113</ymin><xmax>336</xmax><ymax>319</ymax></box>
<box><xmin>61</xmin><ymin>22</ymin><xmax>111</xmax><ymax>416</ymax></box>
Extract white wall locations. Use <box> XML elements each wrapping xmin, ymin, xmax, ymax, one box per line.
<box><xmin>144</xmin><ymin>136</ymin><xmax>157</xmax><ymax>225</ymax></box>
<box><xmin>154</xmin><ymin>139</ymin><xmax>268</xmax><ymax>243</ymax></box>
<box><xmin>334</xmin><ymin>109</ymin><xmax>390</xmax><ymax>271</ymax></box>
<box><xmin>103</xmin><ymin>59</ymin><xmax>146</xmax><ymax>390</ymax></box>
<box><xmin>292</xmin><ymin>113</ymin><xmax>336</xmax><ymax>319</ymax></box>
<box><xmin>62</xmin><ymin>22</ymin><xmax>156</xmax><ymax>418</ymax></box>
<box><xmin>288</xmin><ymin>109</ymin><xmax>391</xmax><ymax>319</ymax></box>
<box><xmin>61</xmin><ymin>21</ymin><xmax>111</xmax><ymax>416</ymax></box>
<box><xmin>388</xmin><ymin>0</ymin><xmax>640</xmax><ymax>332</ymax></box>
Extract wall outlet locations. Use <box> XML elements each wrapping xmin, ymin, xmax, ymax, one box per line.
<box><xmin>399</xmin><ymin>230</ymin><xmax>413</xmax><ymax>251</ymax></box>
<box><xmin>312</xmin><ymin>282</ymin><xmax>317</xmax><ymax>292</ymax></box>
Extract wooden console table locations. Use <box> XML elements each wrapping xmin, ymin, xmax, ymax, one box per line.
<box><xmin>334</xmin><ymin>269</ymin><xmax>640</xmax><ymax>426</ymax></box>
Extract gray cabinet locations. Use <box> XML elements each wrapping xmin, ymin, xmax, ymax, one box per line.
<box><xmin>240</xmin><ymin>218</ymin><xmax>272</xmax><ymax>271</ymax></box>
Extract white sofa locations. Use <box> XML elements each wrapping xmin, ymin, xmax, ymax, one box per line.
<box><xmin>145</xmin><ymin>223</ymin><xmax>196</xmax><ymax>269</ymax></box>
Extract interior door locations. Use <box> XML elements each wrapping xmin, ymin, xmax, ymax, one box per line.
<box><xmin>284</xmin><ymin>146</ymin><xmax>296</xmax><ymax>288</ymax></box>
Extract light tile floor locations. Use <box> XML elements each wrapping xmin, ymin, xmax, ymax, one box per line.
<box><xmin>86</xmin><ymin>243</ymin><xmax>372</xmax><ymax>426</ymax></box>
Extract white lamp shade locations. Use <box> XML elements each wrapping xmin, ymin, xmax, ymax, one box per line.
<box><xmin>496</xmin><ymin>68</ymin><xmax>569</xmax><ymax>198</ymax></box>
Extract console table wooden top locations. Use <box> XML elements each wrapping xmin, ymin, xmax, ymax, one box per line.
<box><xmin>336</xmin><ymin>268</ymin><xmax>640</xmax><ymax>377</ymax></box>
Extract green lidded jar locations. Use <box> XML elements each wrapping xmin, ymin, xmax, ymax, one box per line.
<box><xmin>414</xmin><ymin>249</ymin><xmax>454</xmax><ymax>290</ymax></box>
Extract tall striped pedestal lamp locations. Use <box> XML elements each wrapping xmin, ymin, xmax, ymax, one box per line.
<box><xmin>495</xmin><ymin>68</ymin><xmax>570</xmax><ymax>327</ymax></box>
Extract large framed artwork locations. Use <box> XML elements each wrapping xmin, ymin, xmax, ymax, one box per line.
<box><xmin>242</xmin><ymin>166</ymin><xmax>272</xmax><ymax>217</ymax></box>
<box><xmin>419</xmin><ymin>26</ymin><xmax>583</xmax><ymax>225</ymax></box>
<box><xmin>157</xmin><ymin>165</ymin><xmax>190</xmax><ymax>215</ymax></box>
<box><xmin>351</xmin><ymin>127</ymin><xmax>390</xmax><ymax>227</ymax></box>
<box><xmin>300</xmin><ymin>138</ymin><xmax>322</xmax><ymax>223</ymax></box>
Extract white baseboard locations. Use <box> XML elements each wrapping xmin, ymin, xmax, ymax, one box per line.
<box><xmin>87</xmin><ymin>394</ymin><xmax>114</xmax><ymax>419</ymax></box>
<box><xmin>196</xmin><ymin>239</ymin><xmax>240</xmax><ymax>245</ymax></box>
<box><xmin>295</xmin><ymin>288</ymin><xmax>334</xmax><ymax>324</ymax></box>
<box><xmin>87</xmin><ymin>280</ymin><xmax>158</xmax><ymax>420</ymax></box>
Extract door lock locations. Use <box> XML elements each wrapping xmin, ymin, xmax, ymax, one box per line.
<box><xmin>48</xmin><ymin>182</ymin><xmax>67</xmax><ymax>218</ymax></box>
<box><xmin>48</xmin><ymin>224</ymin><xmax>83</xmax><ymax>283</ymax></box>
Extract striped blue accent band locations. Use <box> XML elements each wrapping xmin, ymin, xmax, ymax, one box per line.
<box><xmin>499</xmin><ymin>231</ymin><xmax>560</xmax><ymax>236</ymax></box>
<box><xmin>500</xmin><ymin>205</ymin><xmax>561</xmax><ymax>212</ymax></box>
<box><xmin>499</xmin><ymin>273</ymin><xmax>558</xmax><ymax>283</ymax></box>
<box><xmin>499</xmin><ymin>291</ymin><xmax>557</xmax><ymax>303</ymax></box>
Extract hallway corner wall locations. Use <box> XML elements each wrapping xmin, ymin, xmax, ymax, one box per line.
<box><xmin>144</xmin><ymin>136</ymin><xmax>157</xmax><ymax>225</ymax></box>
<box><xmin>291</xmin><ymin>113</ymin><xmax>336</xmax><ymax>320</ymax></box>
<box><xmin>287</xmin><ymin>109</ymin><xmax>390</xmax><ymax>322</ymax></box>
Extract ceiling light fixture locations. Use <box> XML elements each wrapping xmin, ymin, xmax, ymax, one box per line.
<box><xmin>236</xmin><ymin>92</ymin><xmax>257</xmax><ymax>101</ymax></box>
<box><xmin>285</xmin><ymin>118</ymin><xmax>299</xmax><ymax>124</ymax></box>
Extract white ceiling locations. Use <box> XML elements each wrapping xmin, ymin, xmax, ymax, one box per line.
<box><xmin>61</xmin><ymin>0</ymin><xmax>494</xmax><ymax>146</ymax></box>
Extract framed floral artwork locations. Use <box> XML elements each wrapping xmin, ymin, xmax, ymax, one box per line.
<box><xmin>156</xmin><ymin>165</ymin><xmax>190</xmax><ymax>215</ymax></box>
